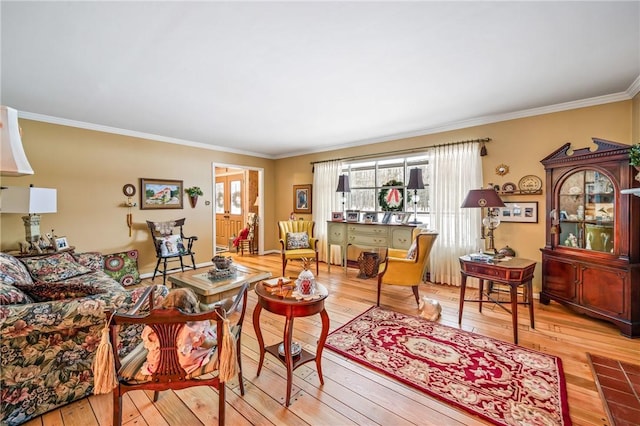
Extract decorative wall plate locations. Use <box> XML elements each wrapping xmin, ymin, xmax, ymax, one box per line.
<box><xmin>518</xmin><ymin>175</ymin><xmax>543</xmax><ymax>192</ymax></box>
<box><xmin>502</xmin><ymin>182</ymin><xmax>516</xmax><ymax>193</ymax></box>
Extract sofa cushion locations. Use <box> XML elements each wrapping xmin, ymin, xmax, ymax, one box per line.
<box><xmin>286</xmin><ymin>232</ymin><xmax>310</xmax><ymax>250</ymax></box>
<box><xmin>13</xmin><ymin>281</ymin><xmax>106</xmax><ymax>302</ymax></box>
<box><xmin>0</xmin><ymin>253</ymin><xmax>34</xmax><ymax>285</ymax></box>
<box><xmin>21</xmin><ymin>252</ymin><xmax>92</xmax><ymax>283</ymax></box>
<box><xmin>73</xmin><ymin>251</ymin><xmax>105</xmax><ymax>272</ymax></box>
<box><xmin>104</xmin><ymin>250</ymin><xmax>141</xmax><ymax>287</ymax></box>
<box><xmin>0</xmin><ymin>282</ymin><xmax>33</xmax><ymax>305</ymax></box>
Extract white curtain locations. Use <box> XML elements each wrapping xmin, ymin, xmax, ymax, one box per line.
<box><xmin>428</xmin><ymin>142</ymin><xmax>483</xmax><ymax>286</ymax></box>
<box><xmin>312</xmin><ymin>160</ymin><xmax>343</xmax><ymax>264</ymax></box>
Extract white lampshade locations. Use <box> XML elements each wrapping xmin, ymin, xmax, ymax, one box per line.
<box><xmin>0</xmin><ymin>106</ymin><xmax>34</xmax><ymax>176</ymax></box>
<box><xmin>254</xmin><ymin>195</ymin><xmax>260</xmax><ymax>207</ymax></box>
<box><xmin>1</xmin><ymin>186</ymin><xmax>57</xmax><ymax>214</ymax></box>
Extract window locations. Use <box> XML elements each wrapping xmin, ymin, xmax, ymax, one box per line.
<box><xmin>340</xmin><ymin>155</ymin><xmax>430</xmax><ymax>226</ymax></box>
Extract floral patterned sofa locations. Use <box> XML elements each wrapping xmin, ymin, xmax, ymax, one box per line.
<box><xmin>0</xmin><ymin>251</ymin><xmax>168</xmax><ymax>425</ymax></box>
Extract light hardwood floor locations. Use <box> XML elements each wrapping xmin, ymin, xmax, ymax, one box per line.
<box><xmin>23</xmin><ymin>253</ymin><xmax>639</xmax><ymax>426</ymax></box>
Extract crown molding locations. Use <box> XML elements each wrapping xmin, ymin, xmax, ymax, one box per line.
<box><xmin>17</xmin><ymin>112</ymin><xmax>276</xmax><ymax>159</ymax></box>
<box><xmin>19</xmin><ymin>90</ymin><xmax>633</xmax><ymax>160</ymax></box>
<box><xmin>627</xmin><ymin>74</ymin><xmax>640</xmax><ymax>97</ymax></box>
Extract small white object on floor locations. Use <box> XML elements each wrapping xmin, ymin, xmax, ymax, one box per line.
<box><xmin>418</xmin><ymin>297</ymin><xmax>442</xmax><ymax>321</ymax></box>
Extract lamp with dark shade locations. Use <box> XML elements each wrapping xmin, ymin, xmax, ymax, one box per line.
<box><xmin>461</xmin><ymin>188</ymin><xmax>505</xmax><ymax>253</ymax></box>
<box><xmin>407</xmin><ymin>168</ymin><xmax>424</xmax><ymax>224</ymax></box>
<box><xmin>336</xmin><ymin>175</ymin><xmax>351</xmax><ymax>214</ymax></box>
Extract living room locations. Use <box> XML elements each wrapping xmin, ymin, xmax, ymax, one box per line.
<box><xmin>2</xmin><ymin>2</ymin><xmax>640</xmax><ymax>425</ymax></box>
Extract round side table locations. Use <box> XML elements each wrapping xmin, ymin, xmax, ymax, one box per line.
<box><xmin>252</xmin><ymin>282</ymin><xmax>330</xmax><ymax>406</ymax></box>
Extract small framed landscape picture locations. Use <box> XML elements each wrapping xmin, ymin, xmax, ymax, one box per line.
<box><xmin>332</xmin><ymin>211</ymin><xmax>344</xmax><ymax>221</ymax></box>
<box><xmin>54</xmin><ymin>236</ymin><xmax>70</xmax><ymax>251</ymax></box>
<box><xmin>346</xmin><ymin>210</ymin><xmax>360</xmax><ymax>222</ymax></box>
<box><xmin>140</xmin><ymin>178</ymin><xmax>184</xmax><ymax>210</ymax></box>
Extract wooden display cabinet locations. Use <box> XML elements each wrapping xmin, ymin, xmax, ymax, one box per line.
<box><xmin>540</xmin><ymin>138</ymin><xmax>640</xmax><ymax>337</ymax></box>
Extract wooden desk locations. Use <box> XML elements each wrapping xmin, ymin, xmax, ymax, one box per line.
<box><xmin>326</xmin><ymin>221</ymin><xmax>415</xmax><ymax>272</ymax></box>
<box><xmin>458</xmin><ymin>255</ymin><xmax>536</xmax><ymax>344</ymax></box>
<box><xmin>253</xmin><ymin>282</ymin><xmax>329</xmax><ymax>406</ymax></box>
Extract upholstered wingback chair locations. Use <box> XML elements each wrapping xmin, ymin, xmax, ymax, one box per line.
<box><xmin>376</xmin><ymin>230</ymin><xmax>438</xmax><ymax>306</ymax></box>
<box><xmin>278</xmin><ymin>220</ymin><xmax>319</xmax><ymax>277</ymax></box>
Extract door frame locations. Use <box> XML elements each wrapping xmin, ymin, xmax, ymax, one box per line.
<box><xmin>212</xmin><ymin>162</ymin><xmax>264</xmax><ymax>256</ymax></box>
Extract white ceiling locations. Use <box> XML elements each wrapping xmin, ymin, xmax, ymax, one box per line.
<box><xmin>2</xmin><ymin>1</ymin><xmax>639</xmax><ymax>159</ymax></box>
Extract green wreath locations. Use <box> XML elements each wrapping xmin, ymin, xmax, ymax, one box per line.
<box><xmin>378</xmin><ymin>180</ymin><xmax>411</xmax><ymax>211</ymax></box>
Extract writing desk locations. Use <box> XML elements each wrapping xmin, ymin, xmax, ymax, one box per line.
<box><xmin>458</xmin><ymin>255</ymin><xmax>536</xmax><ymax>344</ymax></box>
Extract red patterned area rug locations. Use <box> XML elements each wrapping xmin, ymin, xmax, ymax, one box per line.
<box><xmin>325</xmin><ymin>306</ymin><xmax>571</xmax><ymax>426</ymax></box>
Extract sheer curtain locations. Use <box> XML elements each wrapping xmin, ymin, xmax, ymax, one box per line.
<box><xmin>312</xmin><ymin>160</ymin><xmax>343</xmax><ymax>264</ymax></box>
<box><xmin>428</xmin><ymin>142</ymin><xmax>482</xmax><ymax>286</ymax></box>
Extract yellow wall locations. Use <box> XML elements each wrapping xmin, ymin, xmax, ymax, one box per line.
<box><xmin>274</xmin><ymin>101</ymin><xmax>633</xmax><ymax>290</ymax></box>
<box><xmin>0</xmin><ymin>121</ymin><xmax>275</xmax><ymax>274</ymax></box>
<box><xmin>633</xmin><ymin>91</ymin><xmax>640</xmax><ymax>143</ymax></box>
<box><xmin>1</xmin><ymin>101</ymin><xmax>633</xmax><ymax>288</ymax></box>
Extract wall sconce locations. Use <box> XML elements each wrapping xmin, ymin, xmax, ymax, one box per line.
<box><xmin>1</xmin><ymin>185</ymin><xmax>57</xmax><ymax>252</ymax></box>
<box><xmin>336</xmin><ymin>175</ymin><xmax>351</xmax><ymax>214</ymax></box>
<box><xmin>460</xmin><ymin>188</ymin><xmax>505</xmax><ymax>253</ymax></box>
<box><xmin>1</xmin><ymin>106</ymin><xmax>34</xmax><ymax>176</ymax></box>
<box><xmin>407</xmin><ymin>168</ymin><xmax>425</xmax><ymax>224</ymax></box>
<box><xmin>122</xmin><ymin>184</ymin><xmax>137</xmax><ymax>237</ymax></box>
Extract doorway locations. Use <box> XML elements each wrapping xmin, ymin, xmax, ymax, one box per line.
<box><xmin>213</xmin><ymin>164</ymin><xmax>262</xmax><ymax>255</ymax></box>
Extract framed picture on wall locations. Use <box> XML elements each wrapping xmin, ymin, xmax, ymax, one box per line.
<box><xmin>140</xmin><ymin>178</ymin><xmax>184</xmax><ymax>209</ymax></box>
<box><xmin>293</xmin><ymin>184</ymin><xmax>312</xmax><ymax>214</ymax></box>
<box><xmin>499</xmin><ymin>202</ymin><xmax>538</xmax><ymax>223</ymax></box>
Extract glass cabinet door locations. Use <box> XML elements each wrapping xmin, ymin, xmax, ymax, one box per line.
<box><xmin>558</xmin><ymin>169</ymin><xmax>615</xmax><ymax>253</ymax></box>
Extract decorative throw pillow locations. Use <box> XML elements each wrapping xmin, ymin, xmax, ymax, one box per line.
<box><xmin>0</xmin><ymin>253</ymin><xmax>34</xmax><ymax>285</ymax></box>
<box><xmin>14</xmin><ymin>282</ymin><xmax>105</xmax><ymax>302</ymax></box>
<box><xmin>286</xmin><ymin>232</ymin><xmax>310</xmax><ymax>250</ymax></box>
<box><xmin>73</xmin><ymin>251</ymin><xmax>105</xmax><ymax>272</ymax></box>
<box><xmin>406</xmin><ymin>241</ymin><xmax>418</xmax><ymax>260</ymax></box>
<box><xmin>0</xmin><ymin>282</ymin><xmax>33</xmax><ymax>305</ymax></box>
<box><xmin>157</xmin><ymin>235</ymin><xmax>187</xmax><ymax>257</ymax></box>
<box><xmin>104</xmin><ymin>250</ymin><xmax>141</xmax><ymax>287</ymax></box>
<box><xmin>21</xmin><ymin>252</ymin><xmax>92</xmax><ymax>283</ymax></box>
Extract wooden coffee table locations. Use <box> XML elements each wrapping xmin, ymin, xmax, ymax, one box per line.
<box><xmin>168</xmin><ymin>264</ymin><xmax>272</xmax><ymax>309</ymax></box>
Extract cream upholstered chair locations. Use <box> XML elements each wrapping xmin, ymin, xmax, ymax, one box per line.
<box><xmin>278</xmin><ymin>220</ymin><xmax>319</xmax><ymax>277</ymax></box>
<box><xmin>376</xmin><ymin>230</ymin><xmax>438</xmax><ymax>306</ymax></box>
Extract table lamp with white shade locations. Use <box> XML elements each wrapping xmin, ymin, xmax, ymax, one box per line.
<box><xmin>1</xmin><ymin>186</ymin><xmax>57</xmax><ymax>252</ymax></box>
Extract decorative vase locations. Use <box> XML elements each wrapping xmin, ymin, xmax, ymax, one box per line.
<box><xmin>297</xmin><ymin>258</ymin><xmax>315</xmax><ymax>296</ymax></box>
<box><xmin>189</xmin><ymin>195</ymin><xmax>198</xmax><ymax>208</ymax></box>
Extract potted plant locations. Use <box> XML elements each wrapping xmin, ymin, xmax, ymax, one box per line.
<box><xmin>629</xmin><ymin>143</ymin><xmax>640</xmax><ymax>170</ymax></box>
<box><xmin>185</xmin><ymin>186</ymin><xmax>203</xmax><ymax>208</ymax></box>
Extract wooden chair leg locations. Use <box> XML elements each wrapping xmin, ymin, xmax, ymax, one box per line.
<box><xmin>237</xmin><ymin>337</ymin><xmax>245</xmax><ymax>395</ymax></box>
<box><xmin>190</xmin><ymin>253</ymin><xmax>196</xmax><ymax>270</ymax></box>
<box><xmin>315</xmin><ymin>257</ymin><xmax>319</xmax><ymax>275</ymax></box>
<box><xmin>153</xmin><ymin>391</ymin><xmax>160</xmax><ymax>402</ymax></box>
<box><xmin>112</xmin><ymin>392</ymin><xmax>121</xmax><ymax>426</ymax></box>
<box><xmin>376</xmin><ymin>277</ymin><xmax>382</xmax><ymax>306</ymax></box>
<box><xmin>412</xmin><ymin>285</ymin><xmax>420</xmax><ymax>306</ymax></box>
<box><xmin>282</xmin><ymin>257</ymin><xmax>287</xmax><ymax>277</ymax></box>
<box><xmin>219</xmin><ymin>381</ymin><xmax>225</xmax><ymax>425</ymax></box>
<box><xmin>152</xmin><ymin>258</ymin><xmax>162</xmax><ymax>282</ymax></box>
<box><xmin>162</xmin><ymin>258</ymin><xmax>168</xmax><ymax>284</ymax></box>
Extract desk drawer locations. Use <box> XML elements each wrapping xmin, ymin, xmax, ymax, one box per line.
<box><xmin>348</xmin><ymin>234</ymin><xmax>389</xmax><ymax>247</ymax></box>
<box><xmin>464</xmin><ymin>263</ymin><xmax>507</xmax><ymax>280</ymax></box>
<box><xmin>347</xmin><ymin>224</ymin><xmax>388</xmax><ymax>236</ymax></box>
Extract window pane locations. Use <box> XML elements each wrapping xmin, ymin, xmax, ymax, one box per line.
<box><xmin>215</xmin><ymin>182</ymin><xmax>224</xmax><ymax>214</ymax></box>
<box><xmin>349</xmin><ymin>189</ymin><xmax>375</xmax><ymax>211</ymax></box>
<box><xmin>230</xmin><ymin>180</ymin><xmax>242</xmax><ymax>215</ymax></box>
<box><xmin>377</xmin><ymin>166</ymin><xmax>404</xmax><ymax>186</ymax></box>
<box><xmin>351</xmin><ymin>168</ymin><xmax>375</xmax><ymax>188</ymax></box>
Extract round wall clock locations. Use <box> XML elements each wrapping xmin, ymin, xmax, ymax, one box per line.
<box><xmin>122</xmin><ymin>184</ymin><xmax>136</xmax><ymax>197</ymax></box>
<box><xmin>518</xmin><ymin>175</ymin><xmax>542</xmax><ymax>192</ymax></box>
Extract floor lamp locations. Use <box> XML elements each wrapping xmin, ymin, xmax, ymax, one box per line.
<box><xmin>336</xmin><ymin>175</ymin><xmax>350</xmax><ymax>215</ymax></box>
<box><xmin>460</xmin><ymin>188</ymin><xmax>505</xmax><ymax>253</ymax></box>
<box><xmin>407</xmin><ymin>168</ymin><xmax>424</xmax><ymax>224</ymax></box>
